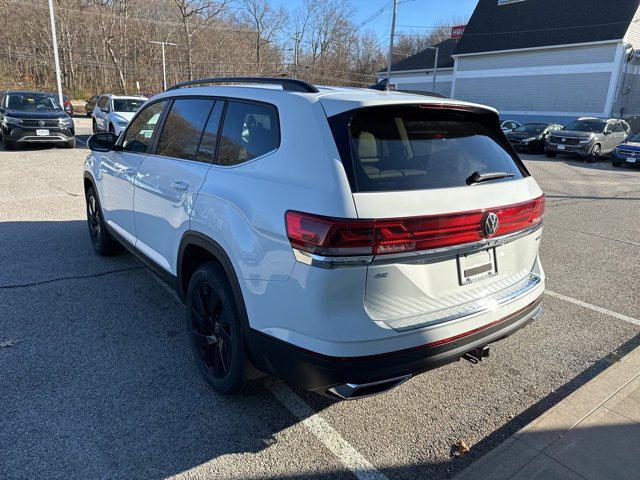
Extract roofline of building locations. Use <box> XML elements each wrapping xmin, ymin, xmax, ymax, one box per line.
<box><xmin>378</xmin><ymin>67</ymin><xmax>454</xmax><ymax>75</ymax></box>
<box><xmin>452</xmin><ymin>38</ymin><xmax>622</xmax><ymax>58</ymax></box>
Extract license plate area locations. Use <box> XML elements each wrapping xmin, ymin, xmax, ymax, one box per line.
<box><xmin>457</xmin><ymin>248</ymin><xmax>497</xmax><ymax>285</ymax></box>
<box><xmin>557</xmin><ymin>144</ymin><xmax>565</xmax><ymax>150</ymax></box>
<box><xmin>627</xmin><ymin>157</ymin><xmax>636</xmax><ymax>163</ymax></box>
<box><xmin>36</xmin><ymin>129</ymin><xmax>49</xmax><ymax>136</ymax></box>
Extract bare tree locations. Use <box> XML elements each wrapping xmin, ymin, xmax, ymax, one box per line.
<box><xmin>173</xmin><ymin>0</ymin><xmax>228</xmax><ymax>80</ymax></box>
<box><xmin>240</xmin><ymin>0</ymin><xmax>287</xmax><ymax>73</ymax></box>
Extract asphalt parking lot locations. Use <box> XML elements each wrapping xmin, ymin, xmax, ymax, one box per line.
<box><xmin>1</xmin><ymin>117</ymin><xmax>639</xmax><ymax>480</ymax></box>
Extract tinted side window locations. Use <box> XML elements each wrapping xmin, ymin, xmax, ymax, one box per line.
<box><xmin>122</xmin><ymin>101</ymin><xmax>165</xmax><ymax>154</ymax></box>
<box><xmin>97</xmin><ymin>96</ymin><xmax>107</xmax><ymax>109</ymax></box>
<box><xmin>612</xmin><ymin>122</ymin><xmax>623</xmax><ymax>133</ymax></box>
<box><xmin>217</xmin><ymin>101</ymin><xmax>279</xmax><ymax>166</ymax></box>
<box><xmin>155</xmin><ymin>98</ymin><xmax>214</xmax><ymax>161</ymax></box>
<box><xmin>196</xmin><ymin>101</ymin><xmax>225</xmax><ymax>163</ymax></box>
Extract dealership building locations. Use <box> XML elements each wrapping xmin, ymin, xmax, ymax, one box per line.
<box><xmin>380</xmin><ymin>0</ymin><xmax>640</xmax><ymax>124</ymax></box>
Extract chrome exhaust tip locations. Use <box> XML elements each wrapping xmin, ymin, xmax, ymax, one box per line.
<box><xmin>328</xmin><ymin>374</ymin><xmax>412</xmax><ymax>400</ymax></box>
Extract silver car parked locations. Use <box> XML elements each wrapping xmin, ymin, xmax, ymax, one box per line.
<box><xmin>545</xmin><ymin>118</ymin><xmax>630</xmax><ymax>162</ymax></box>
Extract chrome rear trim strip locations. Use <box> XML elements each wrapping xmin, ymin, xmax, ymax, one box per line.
<box><xmin>382</xmin><ymin>273</ymin><xmax>542</xmax><ymax>332</ymax></box>
<box><xmin>293</xmin><ymin>223</ymin><xmax>542</xmax><ymax>269</ymax></box>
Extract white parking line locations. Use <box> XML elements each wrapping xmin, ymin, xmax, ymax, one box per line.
<box><xmin>546</xmin><ymin>290</ymin><xmax>640</xmax><ymax>327</ymax></box>
<box><xmin>267</xmin><ymin>381</ymin><xmax>389</xmax><ymax>480</ymax></box>
<box><xmin>148</xmin><ymin>274</ymin><xmax>387</xmax><ymax>478</ymax></box>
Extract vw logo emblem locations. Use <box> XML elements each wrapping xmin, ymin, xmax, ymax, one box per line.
<box><xmin>561</xmin><ymin>137</ymin><xmax>566</xmax><ymax>142</ymax></box>
<box><xmin>38</xmin><ymin>120</ymin><xmax>45</xmax><ymax>126</ymax></box>
<box><xmin>483</xmin><ymin>212</ymin><xmax>499</xmax><ymax>237</ymax></box>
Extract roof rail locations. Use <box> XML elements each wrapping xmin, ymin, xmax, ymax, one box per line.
<box><xmin>167</xmin><ymin>77</ymin><xmax>319</xmax><ymax>93</ymax></box>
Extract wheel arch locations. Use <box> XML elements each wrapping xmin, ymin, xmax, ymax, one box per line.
<box><xmin>178</xmin><ymin>231</ymin><xmax>258</xmax><ymax>361</ymax></box>
<box><xmin>83</xmin><ymin>171</ymin><xmax>96</xmax><ymax>194</ymax></box>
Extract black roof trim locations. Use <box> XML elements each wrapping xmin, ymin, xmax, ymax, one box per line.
<box><xmin>167</xmin><ymin>77</ymin><xmax>319</xmax><ymax>93</ymax></box>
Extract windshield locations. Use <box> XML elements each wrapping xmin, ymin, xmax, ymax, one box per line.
<box><xmin>112</xmin><ymin>98</ymin><xmax>145</xmax><ymax>113</ymax></box>
<box><xmin>513</xmin><ymin>124</ymin><xmax>546</xmax><ymax>134</ymax></box>
<box><xmin>564</xmin><ymin>120</ymin><xmax>606</xmax><ymax>133</ymax></box>
<box><xmin>330</xmin><ymin>105</ymin><xmax>526</xmax><ymax>193</ymax></box>
<box><xmin>629</xmin><ymin>133</ymin><xmax>640</xmax><ymax>142</ymax></box>
<box><xmin>5</xmin><ymin>93</ymin><xmax>61</xmax><ymax>111</ymax></box>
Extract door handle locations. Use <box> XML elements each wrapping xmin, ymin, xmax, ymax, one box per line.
<box><xmin>172</xmin><ymin>181</ymin><xmax>189</xmax><ymax>191</ymax></box>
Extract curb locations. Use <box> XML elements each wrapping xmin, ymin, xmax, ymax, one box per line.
<box><xmin>456</xmin><ymin>343</ymin><xmax>640</xmax><ymax>480</ymax></box>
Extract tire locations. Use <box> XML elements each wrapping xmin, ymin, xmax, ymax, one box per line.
<box><xmin>545</xmin><ymin>150</ymin><xmax>556</xmax><ymax>158</ymax></box>
<box><xmin>588</xmin><ymin>144</ymin><xmax>601</xmax><ymax>163</ymax></box>
<box><xmin>85</xmin><ymin>186</ymin><xmax>120</xmax><ymax>255</ymax></box>
<box><xmin>186</xmin><ymin>262</ymin><xmax>248</xmax><ymax>395</ymax></box>
<box><xmin>64</xmin><ymin>137</ymin><xmax>76</xmax><ymax>149</ymax></box>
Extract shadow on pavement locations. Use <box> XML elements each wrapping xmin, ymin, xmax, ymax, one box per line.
<box><xmin>1</xmin><ymin>220</ymin><xmax>639</xmax><ymax>479</ymax></box>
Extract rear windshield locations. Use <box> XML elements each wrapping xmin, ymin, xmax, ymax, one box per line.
<box><xmin>329</xmin><ymin>105</ymin><xmax>526</xmax><ymax>193</ymax></box>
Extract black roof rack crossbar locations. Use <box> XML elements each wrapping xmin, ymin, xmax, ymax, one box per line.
<box><xmin>167</xmin><ymin>77</ymin><xmax>319</xmax><ymax>93</ymax></box>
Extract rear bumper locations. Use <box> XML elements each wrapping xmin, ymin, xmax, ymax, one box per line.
<box><xmin>249</xmin><ymin>295</ymin><xmax>543</xmax><ymax>396</ymax></box>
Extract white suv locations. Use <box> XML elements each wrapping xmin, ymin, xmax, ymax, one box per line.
<box><xmin>92</xmin><ymin>94</ymin><xmax>147</xmax><ymax>135</ymax></box>
<box><xmin>83</xmin><ymin>78</ymin><xmax>545</xmax><ymax>399</ymax></box>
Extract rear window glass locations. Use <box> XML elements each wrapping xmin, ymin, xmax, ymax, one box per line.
<box><xmin>332</xmin><ymin>106</ymin><xmax>525</xmax><ymax>193</ymax></box>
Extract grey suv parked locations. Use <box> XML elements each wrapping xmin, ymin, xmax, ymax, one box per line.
<box><xmin>545</xmin><ymin>118</ymin><xmax>630</xmax><ymax>162</ymax></box>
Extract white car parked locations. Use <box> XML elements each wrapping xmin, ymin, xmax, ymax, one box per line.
<box><xmin>83</xmin><ymin>77</ymin><xmax>545</xmax><ymax>399</ymax></box>
<box><xmin>92</xmin><ymin>94</ymin><xmax>147</xmax><ymax>136</ymax></box>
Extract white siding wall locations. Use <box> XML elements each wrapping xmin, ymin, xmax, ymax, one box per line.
<box><xmin>614</xmin><ymin>4</ymin><xmax>640</xmax><ymax>116</ymax></box>
<box><xmin>456</xmin><ymin>43</ymin><xmax>618</xmax><ymax>71</ymax></box>
<box><xmin>452</xmin><ymin>43</ymin><xmax>620</xmax><ymax>119</ymax></box>
<box><xmin>396</xmin><ymin>81</ymin><xmax>452</xmax><ymax>97</ymax></box>
<box><xmin>455</xmin><ymin>73</ymin><xmax>611</xmax><ymax>114</ymax></box>
<box><xmin>624</xmin><ymin>4</ymin><xmax>640</xmax><ymax>47</ymax></box>
<box><xmin>379</xmin><ymin>69</ymin><xmax>454</xmax><ymax>97</ymax></box>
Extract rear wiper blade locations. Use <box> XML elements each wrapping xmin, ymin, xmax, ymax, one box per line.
<box><xmin>466</xmin><ymin>171</ymin><xmax>514</xmax><ymax>185</ymax></box>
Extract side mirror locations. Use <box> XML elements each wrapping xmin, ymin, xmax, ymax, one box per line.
<box><xmin>88</xmin><ymin>132</ymin><xmax>118</xmax><ymax>152</ymax></box>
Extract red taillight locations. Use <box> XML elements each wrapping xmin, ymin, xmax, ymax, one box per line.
<box><xmin>285</xmin><ymin>195</ymin><xmax>544</xmax><ymax>257</ymax></box>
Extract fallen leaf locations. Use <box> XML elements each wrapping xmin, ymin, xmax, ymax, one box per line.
<box><xmin>457</xmin><ymin>440</ymin><xmax>470</xmax><ymax>457</ymax></box>
<box><xmin>0</xmin><ymin>340</ymin><xmax>21</xmax><ymax>348</ymax></box>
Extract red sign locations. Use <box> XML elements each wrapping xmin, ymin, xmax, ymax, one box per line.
<box><xmin>451</xmin><ymin>25</ymin><xmax>466</xmax><ymax>39</ymax></box>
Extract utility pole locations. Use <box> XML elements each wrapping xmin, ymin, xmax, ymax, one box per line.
<box><xmin>432</xmin><ymin>46</ymin><xmax>439</xmax><ymax>94</ymax></box>
<box><xmin>293</xmin><ymin>32</ymin><xmax>301</xmax><ymax>79</ymax></box>
<box><xmin>47</xmin><ymin>0</ymin><xmax>64</xmax><ymax>107</ymax></box>
<box><xmin>151</xmin><ymin>41</ymin><xmax>177</xmax><ymax>91</ymax></box>
<box><xmin>385</xmin><ymin>0</ymin><xmax>398</xmax><ymax>90</ymax></box>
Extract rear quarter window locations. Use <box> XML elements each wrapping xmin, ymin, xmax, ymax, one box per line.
<box><xmin>329</xmin><ymin>105</ymin><xmax>527</xmax><ymax>193</ymax></box>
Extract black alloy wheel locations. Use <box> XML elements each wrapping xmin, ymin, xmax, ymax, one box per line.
<box><xmin>186</xmin><ymin>263</ymin><xmax>247</xmax><ymax>394</ymax></box>
<box><xmin>85</xmin><ymin>186</ymin><xmax>119</xmax><ymax>255</ymax></box>
<box><xmin>588</xmin><ymin>144</ymin><xmax>601</xmax><ymax>163</ymax></box>
<box><xmin>191</xmin><ymin>281</ymin><xmax>233</xmax><ymax>378</ymax></box>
